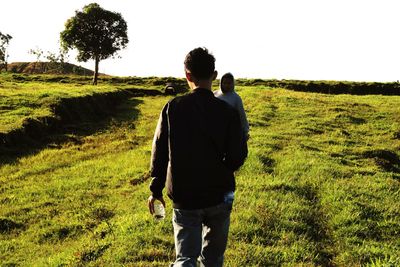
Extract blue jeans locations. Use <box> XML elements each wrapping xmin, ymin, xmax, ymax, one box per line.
<box><xmin>171</xmin><ymin>200</ymin><xmax>233</xmax><ymax>267</ymax></box>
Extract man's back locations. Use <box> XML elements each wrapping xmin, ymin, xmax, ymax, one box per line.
<box><xmin>150</xmin><ymin>88</ymin><xmax>246</xmax><ymax>209</ymax></box>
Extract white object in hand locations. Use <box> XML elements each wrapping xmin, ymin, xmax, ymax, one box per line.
<box><xmin>154</xmin><ymin>200</ymin><xmax>165</xmax><ymax>221</ymax></box>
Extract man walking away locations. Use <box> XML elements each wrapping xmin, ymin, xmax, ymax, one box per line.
<box><xmin>148</xmin><ymin>47</ymin><xmax>247</xmax><ymax>267</ymax></box>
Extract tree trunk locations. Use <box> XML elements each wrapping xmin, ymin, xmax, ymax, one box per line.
<box><xmin>4</xmin><ymin>55</ymin><xmax>8</xmax><ymax>72</ymax></box>
<box><xmin>93</xmin><ymin>56</ymin><xmax>99</xmax><ymax>85</ymax></box>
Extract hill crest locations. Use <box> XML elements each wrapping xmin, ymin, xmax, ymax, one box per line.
<box><xmin>7</xmin><ymin>62</ymin><xmax>97</xmax><ymax>76</ymax></box>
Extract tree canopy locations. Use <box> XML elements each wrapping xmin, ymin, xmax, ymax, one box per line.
<box><xmin>60</xmin><ymin>3</ymin><xmax>128</xmax><ymax>84</ymax></box>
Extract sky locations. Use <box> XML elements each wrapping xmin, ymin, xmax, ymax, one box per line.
<box><xmin>1</xmin><ymin>0</ymin><xmax>400</xmax><ymax>82</ymax></box>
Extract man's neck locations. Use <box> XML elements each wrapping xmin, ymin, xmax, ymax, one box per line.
<box><xmin>185</xmin><ymin>70</ymin><xmax>217</xmax><ymax>91</ymax></box>
<box><xmin>189</xmin><ymin>80</ymin><xmax>212</xmax><ymax>91</ymax></box>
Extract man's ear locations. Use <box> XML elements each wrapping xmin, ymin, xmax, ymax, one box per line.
<box><xmin>185</xmin><ymin>71</ymin><xmax>194</xmax><ymax>82</ymax></box>
<box><xmin>212</xmin><ymin>71</ymin><xmax>218</xmax><ymax>81</ymax></box>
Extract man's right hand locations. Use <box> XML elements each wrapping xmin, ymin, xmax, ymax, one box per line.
<box><xmin>148</xmin><ymin>195</ymin><xmax>166</xmax><ymax>215</ymax></box>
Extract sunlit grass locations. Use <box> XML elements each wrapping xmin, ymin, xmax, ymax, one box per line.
<box><xmin>0</xmin><ymin>80</ymin><xmax>122</xmax><ymax>133</ymax></box>
<box><xmin>1</xmin><ymin>83</ymin><xmax>399</xmax><ymax>266</ymax></box>
<box><xmin>0</xmin><ymin>95</ymin><xmax>175</xmax><ymax>266</ymax></box>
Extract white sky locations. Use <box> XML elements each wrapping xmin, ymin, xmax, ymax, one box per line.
<box><xmin>1</xmin><ymin>0</ymin><xmax>399</xmax><ymax>82</ymax></box>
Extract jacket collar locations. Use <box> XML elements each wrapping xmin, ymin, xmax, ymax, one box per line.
<box><xmin>192</xmin><ymin>87</ymin><xmax>213</xmax><ymax>95</ymax></box>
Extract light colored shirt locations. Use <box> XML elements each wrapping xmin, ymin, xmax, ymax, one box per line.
<box><xmin>214</xmin><ymin>89</ymin><xmax>249</xmax><ymax>137</ymax></box>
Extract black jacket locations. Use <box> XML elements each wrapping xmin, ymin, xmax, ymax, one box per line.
<box><xmin>149</xmin><ymin>88</ymin><xmax>247</xmax><ymax>209</ymax></box>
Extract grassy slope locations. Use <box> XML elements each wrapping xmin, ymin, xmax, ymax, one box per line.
<box><xmin>0</xmin><ymin>80</ymin><xmax>121</xmax><ymax>133</ymax></box>
<box><xmin>1</xmin><ymin>85</ymin><xmax>399</xmax><ymax>266</ymax></box>
<box><xmin>0</xmin><ymin>73</ymin><xmax>167</xmax><ymax>134</ymax></box>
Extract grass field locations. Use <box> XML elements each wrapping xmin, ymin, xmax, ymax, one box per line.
<box><xmin>0</xmin><ymin>78</ymin><xmax>400</xmax><ymax>266</ymax></box>
<box><xmin>0</xmin><ymin>73</ymin><xmax>167</xmax><ymax>134</ymax></box>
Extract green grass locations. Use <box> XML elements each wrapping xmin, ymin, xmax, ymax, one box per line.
<box><xmin>0</xmin><ymin>73</ymin><xmax>168</xmax><ymax>134</ymax></box>
<box><xmin>0</xmin><ymin>79</ymin><xmax>123</xmax><ymax>133</ymax></box>
<box><xmin>1</xmin><ymin>80</ymin><xmax>400</xmax><ymax>266</ymax></box>
<box><xmin>228</xmin><ymin>87</ymin><xmax>400</xmax><ymax>266</ymax></box>
<box><xmin>1</xmin><ymin>94</ymin><xmax>174</xmax><ymax>266</ymax></box>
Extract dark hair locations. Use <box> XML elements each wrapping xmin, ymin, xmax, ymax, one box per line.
<box><xmin>221</xmin><ymin>72</ymin><xmax>234</xmax><ymax>83</ymax></box>
<box><xmin>184</xmin><ymin>47</ymin><xmax>215</xmax><ymax>80</ymax></box>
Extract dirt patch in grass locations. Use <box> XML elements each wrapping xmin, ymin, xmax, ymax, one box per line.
<box><xmin>91</xmin><ymin>207</ymin><xmax>115</xmax><ymax>222</ymax></box>
<box><xmin>301</xmin><ymin>144</ymin><xmax>322</xmax><ymax>152</ymax></box>
<box><xmin>259</xmin><ymin>155</ymin><xmax>275</xmax><ymax>174</ymax></box>
<box><xmin>80</xmin><ymin>244</ymin><xmax>111</xmax><ymax>263</ymax></box>
<box><xmin>130</xmin><ymin>172</ymin><xmax>151</xmax><ymax>186</ymax></box>
<box><xmin>0</xmin><ymin>217</ymin><xmax>25</xmax><ymax>234</ymax></box>
<box><xmin>38</xmin><ymin>225</ymin><xmax>84</xmax><ymax>243</ymax></box>
<box><xmin>362</xmin><ymin>149</ymin><xmax>400</xmax><ymax>173</ymax></box>
<box><xmin>334</xmin><ymin>113</ymin><xmax>366</xmax><ymax>124</ymax></box>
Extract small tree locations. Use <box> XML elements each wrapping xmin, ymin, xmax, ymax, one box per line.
<box><xmin>60</xmin><ymin>3</ymin><xmax>128</xmax><ymax>85</ymax></box>
<box><xmin>28</xmin><ymin>47</ymin><xmax>44</xmax><ymax>73</ymax></box>
<box><xmin>0</xmin><ymin>31</ymin><xmax>12</xmax><ymax>72</ymax></box>
<box><xmin>45</xmin><ymin>49</ymin><xmax>69</xmax><ymax>73</ymax></box>
<box><xmin>45</xmin><ymin>51</ymin><xmax>57</xmax><ymax>72</ymax></box>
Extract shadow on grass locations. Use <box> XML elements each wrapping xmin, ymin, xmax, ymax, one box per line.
<box><xmin>361</xmin><ymin>149</ymin><xmax>400</xmax><ymax>173</ymax></box>
<box><xmin>0</xmin><ymin>217</ymin><xmax>25</xmax><ymax>234</ymax></box>
<box><xmin>0</xmin><ymin>98</ymin><xmax>143</xmax><ymax>166</ymax></box>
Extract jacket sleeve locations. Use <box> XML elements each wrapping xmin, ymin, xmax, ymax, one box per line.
<box><xmin>149</xmin><ymin>103</ymin><xmax>169</xmax><ymax>198</ymax></box>
<box><xmin>223</xmin><ymin>109</ymin><xmax>248</xmax><ymax>171</ymax></box>
<box><xmin>235</xmin><ymin>95</ymin><xmax>249</xmax><ymax>137</ymax></box>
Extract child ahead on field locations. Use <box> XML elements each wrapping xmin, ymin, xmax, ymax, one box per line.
<box><xmin>214</xmin><ymin>72</ymin><xmax>249</xmax><ymax>140</ymax></box>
